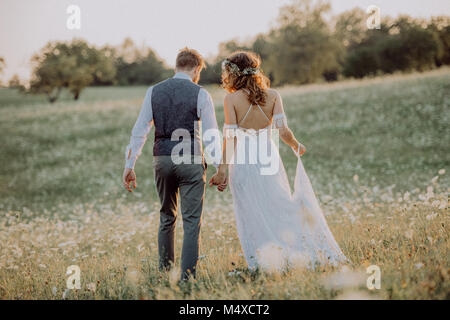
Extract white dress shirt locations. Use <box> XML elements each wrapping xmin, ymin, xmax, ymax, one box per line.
<box><xmin>125</xmin><ymin>72</ymin><xmax>220</xmax><ymax>169</ymax></box>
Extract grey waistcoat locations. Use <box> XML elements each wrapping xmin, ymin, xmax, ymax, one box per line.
<box><xmin>151</xmin><ymin>78</ymin><xmax>202</xmax><ymax>156</ymax></box>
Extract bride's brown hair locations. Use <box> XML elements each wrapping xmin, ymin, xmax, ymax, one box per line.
<box><xmin>221</xmin><ymin>51</ymin><xmax>270</xmax><ymax>106</ymax></box>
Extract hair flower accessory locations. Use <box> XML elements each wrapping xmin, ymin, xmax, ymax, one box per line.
<box><xmin>222</xmin><ymin>59</ymin><xmax>260</xmax><ymax>76</ymax></box>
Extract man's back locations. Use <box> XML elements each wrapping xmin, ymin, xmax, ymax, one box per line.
<box><xmin>152</xmin><ymin>77</ymin><xmax>202</xmax><ymax>157</ymax></box>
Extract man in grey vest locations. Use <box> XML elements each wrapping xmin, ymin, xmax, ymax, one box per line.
<box><xmin>122</xmin><ymin>48</ymin><xmax>224</xmax><ymax>281</ymax></box>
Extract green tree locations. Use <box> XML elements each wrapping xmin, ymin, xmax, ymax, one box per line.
<box><xmin>199</xmin><ymin>39</ymin><xmax>253</xmax><ymax>85</ymax></box>
<box><xmin>343</xmin><ymin>15</ymin><xmax>442</xmax><ymax>78</ymax></box>
<box><xmin>334</xmin><ymin>8</ymin><xmax>367</xmax><ymax>48</ymax></box>
<box><xmin>265</xmin><ymin>0</ymin><xmax>340</xmax><ymax>85</ymax></box>
<box><xmin>114</xmin><ymin>38</ymin><xmax>171</xmax><ymax>85</ymax></box>
<box><xmin>199</xmin><ymin>61</ymin><xmax>222</xmax><ymax>85</ymax></box>
<box><xmin>0</xmin><ymin>57</ymin><xmax>5</xmax><ymax>87</ymax></box>
<box><xmin>427</xmin><ymin>16</ymin><xmax>450</xmax><ymax>66</ymax></box>
<box><xmin>29</xmin><ymin>39</ymin><xmax>116</xmax><ymax>102</ymax></box>
<box><xmin>0</xmin><ymin>57</ymin><xmax>5</xmax><ymax>74</ymax></box>
<box><xmin>8</xmin><ymin>74</ymin><xmax>21</xmax><ymax>88</ymax></box>
<box><xmin>342</xmin><ymin>21</ymin><xmax>392</xmax><ymax>78</ymax></box>
<box><xmin>251</xmin><ymin>34</ymin><xmax>275</xmax><ymax>83</ymax></box>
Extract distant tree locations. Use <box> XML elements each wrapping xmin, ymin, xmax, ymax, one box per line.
<box><xmin>333</xmin><ymin>8</ymin><xmax>367</xmax><ymax>48</ymax></box>
<box><xmin>251</xmin><ymin>34</ymin><xmax>275</xmax><ymax>83</ymax></box>
<box><xmin>342</xmin><ymin>21</ymin><xmax>391</xmax><ymax>78</ymax></box>
<box><xmin>8</xmin><ymin>74</ymin><xmax>21</xmax><ymax>88</ymax></box>
<box><xmin>114</xmin><ymin>38</ymin><xmax>171</xmax><ymax>85</ymax></box>
<box><xmin>198</xmin><ymin>39</ymin><xmax>252</xmax><ymax>85</ymax></box>
<box><xmin>265</xmin><ymin>0</ymin><xmax>340</xmax><ymax>85</ymax></box>
<box><xmin>388</xmin><ymin>16</ymin><xmax>440</xmax><ymax>72</ymax></box>
<box><xmin>199</xmin><ymin>61</ymin><xmax>222</xmax><ymax>85</ymax></box>
<box><xmin>29</xmin><ymin>39</ymin><xmax>116</xmax><ymax>102</ymax></box>
<box><xmin>0</xmin><ymin>57</ymin><xmax>5</xmax><ymax>87</ymax></box>
<box><xmin>343</xmin><ymin>15</ymin><xmax>442</xmax><ymax>78</ymax></box>
<box><xmin>428</xmin><ymin>16</ymin><xmax>450</xmax><ymax>66</ymax></box>
<box><xmin>217</xmin><ymin>39</ymin><xmax>251</xmax><ymax>59</ymax></box>
<box><xmin>0</xmin><ymin>57</ymin><xmax>5</xmax><ymax>74</ymax></box>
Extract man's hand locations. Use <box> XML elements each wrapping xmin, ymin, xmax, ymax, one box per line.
<box><xmin>209</xmin><ymin>171</ymin><xmax>227</xmax><ymax>192</ymax></box>
<box><xmin>217</xmin><ymin>177</ymin><xmax>228</xmax><ymax>192</ymax></box>
<box><xmin>123</xmin><ymin>168</ymin><xmax>137</xmax><ymax>192</ymax></box>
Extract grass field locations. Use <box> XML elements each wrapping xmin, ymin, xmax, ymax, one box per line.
<box><xmin>0</xmin><ymin>69</ymin><xmax>449</xmax><ymax>299</ymax></box>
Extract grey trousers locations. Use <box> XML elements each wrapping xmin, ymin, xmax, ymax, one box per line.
<box><xmin>153</xmin><ymin>156</ymin><xmax>206</xmax><ymax>280</ymax></box>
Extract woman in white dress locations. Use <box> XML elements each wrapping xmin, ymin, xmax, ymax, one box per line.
<box><xmin>209</xmin><ymin>51</ymin><xmax>347</xmax><ymax>272</ymax></box>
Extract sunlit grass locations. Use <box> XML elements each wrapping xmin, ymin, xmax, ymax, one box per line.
<box><xmin>0</xmin><ymin>69</ymin><xmax>449</xmax><ymax>299</ymax></box>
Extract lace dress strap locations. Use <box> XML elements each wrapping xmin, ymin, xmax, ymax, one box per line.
<box><xmin>238</xmin><ymin>104</ymin><xmax>253</xmax><ymax>126</ymax></box>
<box><xmin>256</xmin><ymin>104</ymin><xmax>270</xmax><ymax>122</ymax></box>
<box><xmin>272</xmin><ymin>113</ymin><xmax>288</xmax><ymax>128</ymax></box>
<box><xmin>238</xmin><ymin>103</ymin><xmax>271</xmax><ymax>126</ymax></box>
<box><xmin>238</xmin><ymin>88</ymin><xmax>271</xmax><ymax>126</ymax></box>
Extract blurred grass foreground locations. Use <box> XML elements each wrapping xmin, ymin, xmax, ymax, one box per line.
<box><xmin>0</xmin><ymin>68</ymin><xmax>448</xmax><ymax>299</ymax></box>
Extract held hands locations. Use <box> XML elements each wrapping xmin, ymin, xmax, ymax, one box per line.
<box><xmin>209</xmin><ymin>170</ymin><xmax>228</xmax><ymax>192</ymax></box>
<box><xmin>123</xmin><ymin>168</ymin><xmax>137</xmax><ymax>192</ymax></box>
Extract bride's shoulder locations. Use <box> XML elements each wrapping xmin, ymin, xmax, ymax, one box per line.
<box><xmin>224</xmin><ymin>92</ymin><xmax>235</xmax><ymax>103</ymax></box>
<box><xmin>264</xmin><ymin>88</ymin><xmax>281</xmax><ymax>107</ymax></box>
<box><xmin>224</xmin><ymin>90</ymin><xmax>244</xmax><ymax>105</ymax></box>
<box><xmin>265</xmin><ymin>88</ymin><xmax>280</xmax><ymax>98</ymax></box>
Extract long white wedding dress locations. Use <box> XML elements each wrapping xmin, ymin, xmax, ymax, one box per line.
<box><xmin>225</xmin><ymin>106</ymin><xmax>347</xmax><ymax>272</ymax></box>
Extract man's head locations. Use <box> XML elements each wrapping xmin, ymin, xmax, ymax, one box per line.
<box><xmin>175</xmin><ymin>47</ymin><xmax>206</xmax><ymax>83</ymax></box>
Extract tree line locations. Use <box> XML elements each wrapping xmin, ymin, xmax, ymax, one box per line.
<box><xmin>203</xmin><ymin>1</ymin><xmax>450</xmax><ymax>86</ymax></box>
<box><xmin>3</xmin><ymin>0</ymin><xmax>449</xmax><ymax>102</ymax></box>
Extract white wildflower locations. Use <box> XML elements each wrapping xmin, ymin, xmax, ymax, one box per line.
<box><xmin>62</xmin><ymin>289</ymin><xmax>71</xmax><ymax>299</ymax></box>
<box><xmin>86</xmin><ymin>282</ymin><xmax>96</xmax><ymax>293</ymax></box>
<box><xmin>405</xmin><ymin>230</ymin><xmax>414</xmax><ymax>239</ymax></box>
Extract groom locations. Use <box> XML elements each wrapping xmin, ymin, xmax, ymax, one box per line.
<box><xmin>122</xmin><ymin>48</ymin><xmax>224</xmax><ymax>280</ymax></box>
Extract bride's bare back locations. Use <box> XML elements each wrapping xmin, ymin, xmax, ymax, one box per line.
<box><xmin>229</xmin><ymin>88</ymin><xmax>278</xmax><ymax>130</ymax></box>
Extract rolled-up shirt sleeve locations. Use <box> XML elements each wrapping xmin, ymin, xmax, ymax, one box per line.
<box><xmin>125</xmin><ymin>87</ymin><xmax>154</xmax><ymax>169</ymax></box>
<box><xmin>198</xmin><ymin>88</ymin><xmax>221</xmax><ymax>168</ymax></box>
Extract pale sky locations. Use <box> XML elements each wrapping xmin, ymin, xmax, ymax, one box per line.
<box><xmin>1</xmin><ymin>0</ymin><xmax>449</xmax><ymax>82</ymax></box>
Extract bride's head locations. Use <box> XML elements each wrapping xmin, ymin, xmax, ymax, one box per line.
<box><xmin>221</xmin><ymin>51</ymin><xmax>270</xmax><ymax>105</ymax></box>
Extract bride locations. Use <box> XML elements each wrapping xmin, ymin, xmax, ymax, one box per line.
<box><xmin>209</xmin><ymin>51</ymin><xmax>347</xmax><ymax>272</ymax></box>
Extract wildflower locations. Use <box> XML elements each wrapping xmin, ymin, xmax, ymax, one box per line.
<box><xmin>323</xmin><ymin>266</ymin><xmax>366</xmax><ymax>290</ymax></box>
<box><xmin>335</xmin><ymin>290</ymin><xmax>375</xmax><ymax>300</ymax></box>
<box><xmin>228</xmin><ymin>270</ymin><xmax>242</xmax><ymax>277</ymax></box>
<box><xmin>87</xmin><ymin>282</ymin><xmax>96</xmax><ymax>293</ymax></box>
<box><xmin>426</xmin><ymin>213</ymin><xmax>437</xmax><ymax>220</ymax></box>
<box><xmin>405</xmin><ymin>230</ymin><xmax>414</xmax><ymax>240</ymax></box>
<box><xmin>256</xmin><ymin>243</ymin><xmax>285</xmax><ymax>272</ymax></box>
<box><xmin>62</xmin><ymin>289</ymin><xmax>71</xmax><ymax>299</ymax></box>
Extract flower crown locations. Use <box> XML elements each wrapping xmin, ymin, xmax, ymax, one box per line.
<box><xmin>222</xmin><ymin>59</ymin><xmax>260</xmax><ymax>76</ymax></box>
